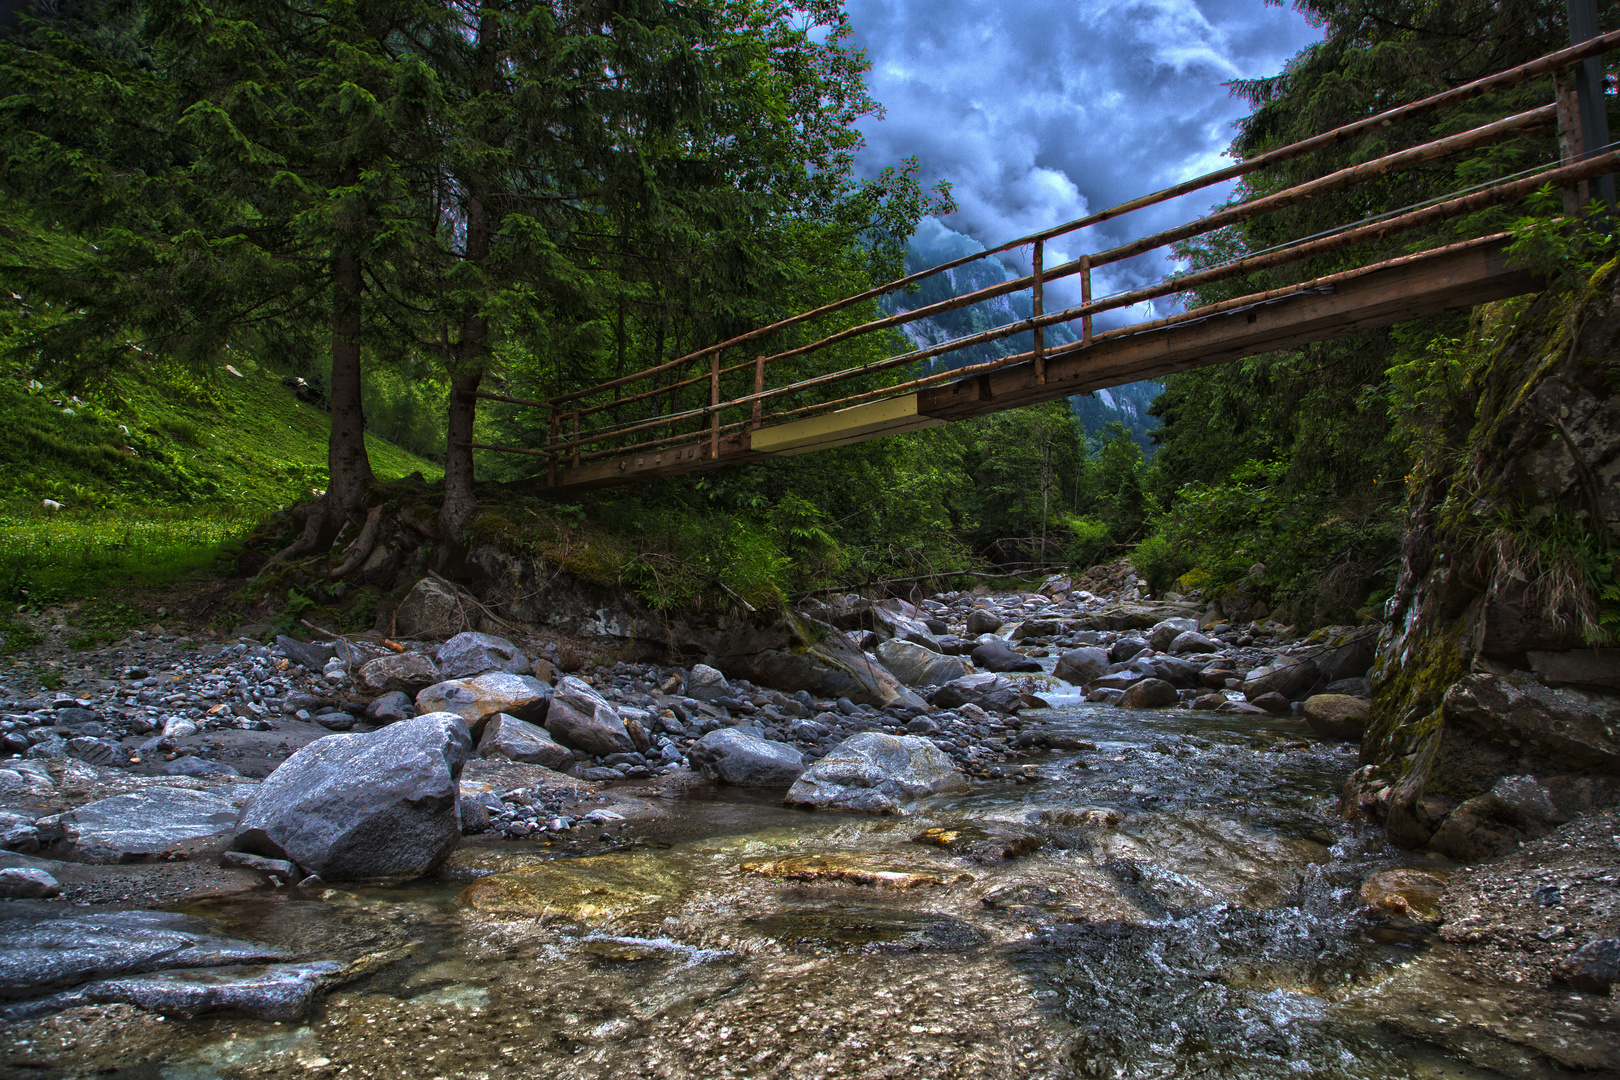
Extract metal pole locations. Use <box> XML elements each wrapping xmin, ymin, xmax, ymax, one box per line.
<box><xmin>1569</xmin><ymin>0</ymin><xmax>1616</xmax><ymax>208</ymax></box>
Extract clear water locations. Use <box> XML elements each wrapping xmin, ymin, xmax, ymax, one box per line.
<box><xmin>28</xmin><ymin>703</ymin><xmax>1519</xmax><ymax>1080</ymax></box>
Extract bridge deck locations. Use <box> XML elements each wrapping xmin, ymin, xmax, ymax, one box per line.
<box><xmin>540</xmin><ymin>236</ymin><xmax>1537</xmax><ymax>493</ymax></box>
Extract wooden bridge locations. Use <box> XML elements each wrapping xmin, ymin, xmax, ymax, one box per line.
<box><xmin>462</xmin><ymin>30</ymin><xmax>1620</xmax><ymax>493</ymax></box>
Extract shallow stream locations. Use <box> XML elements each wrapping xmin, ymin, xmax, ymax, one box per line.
<box><xmin>35</xmin><ymin>702</ymin><xmax>1518</xmax><ymax>1080</ymax></box>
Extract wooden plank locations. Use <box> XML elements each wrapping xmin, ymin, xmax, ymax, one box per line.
<box><xmin>750</xmin><ymin>393</ymin><xmax>942</xmax><ymax>455</ymax></box>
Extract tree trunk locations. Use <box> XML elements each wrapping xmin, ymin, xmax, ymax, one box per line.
<box><xmin>439</xmin><ymin>186</ymin><xmax>491</xmax><ymax>543</ymax></box>
<box><xmin>327</xmin><ymin>162</ymin><xmax>374</xmax><ymax>522</ymax></box>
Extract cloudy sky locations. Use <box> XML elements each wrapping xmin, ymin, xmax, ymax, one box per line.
<box><xmin>844</xmin><ymin>0</ymin><xmax>1323</xmax><ymax>307</ymax></box>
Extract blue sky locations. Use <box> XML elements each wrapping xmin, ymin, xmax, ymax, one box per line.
<box><xmin>844</xmin><ymin>0</ymin><xmax>1323</xmax><ymax>308</ymax></box>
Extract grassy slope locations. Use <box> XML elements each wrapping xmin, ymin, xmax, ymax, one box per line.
<box><xmin>0</xmin><ymin>358</ymin><xmax>441</xmax><ymax>606</ymax></box>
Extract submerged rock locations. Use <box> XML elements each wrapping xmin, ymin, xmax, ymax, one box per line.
<box><xmin>740</xmin><ymin>851</ymin><xmax>971</xmax><ymax>888</ymax></box>
<box><xmin>3</xmin><ymin>960</ymin><xmax>344</xmax><ymax>1022</ymax></box>
<box><xmin>1361</xmin><ymin>868</ymin><xmax>1447</xmax><ymax>923</ymax></box>
<box><xmin>454</xmin><ymin>851</ymin><xmax>686</xmax><ymax>923</ymax></box>
<box><xmin>688</xmin><ymin>727</ymin><xmax>805</xmax><ymax>786</ymax></box>
<box><xmin>232</xmin><ymin>712</ymin><xmax>471</xmax><ymax>881</ymax></box>
<box><xmin>784</xmin><ymin>732</ymin><xmax>969</xmax><ymax>814</ymax></box>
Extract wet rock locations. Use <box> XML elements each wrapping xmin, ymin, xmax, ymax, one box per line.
<box><xmin>435</xmin><ymin>632</ymin><xmax>531</xmax><ymax>680</ymax></box>
<box><xmin>688</xmin><ymin>727</ymin><xmax>805</xmax><ymax>786</ymax></box>
<box><xmin>1428</xmin><ymin>775</ymin><xmax>1564</xmax><ymax>862</ymax></box>
<box><xmin>4</xmin><ymin>960</ymin><xmax>344</xmax><ymax>1022</ymax></box>
<box><xmin>1302</xmin><ymin>694</ymin><xmax>1369</xmax><ymax>740</ymax></box>
<box><xmin>1010</xmin><ymin>619</ymin><xmax>1064</xmax><ymax>641</ymax></box>
<box><xmin>1168</xmin><ymin>630</ymin><xmax>1220</xmax><ymax>654</ymax></box>
<box><xmin>739</xmin><ymin>851</ymin><xmax>971</xmax><ymax>888</ymax></box>
<box><xmin>544</xmin><ymin>676</ymin><xmax>634</xmax><ymax>757</ymax></box>
<box><xmin>1554</xmin><ymin>938</ymin><xmax>1620</xmax><ymax>993</ymax></box>
<box><xmin>162</xmin><ymin>756</ymin><xmax>241</xmax><ymax>778</ymax></box>
<box><xmin>1149</xmin><ymin>656</ymin><xmax>1206</xmax><ymax>689</ymax></box>
<box><xmin>365</xmin><ymin>690</ymin><xmax>415</xmax><ymax>725</ymax></box>
<box><xmin>1108</xmin><ymin>637</ymin><xmax>1150</xmax><ymax>663</ymax></box>
<box><xmin>684</xmin><ymin>664</ymin><xmax>731</xmax><ymax>702</ymax></box>
<box><xmin>416</xmin><ymin>672</ymin><xmax>550</xmax><ymax>734</ymax></box>
<box><xmin>393</xmin><ymin>576</ymin><xmax>474</xmax><ymax>639</ymax></box>
<box><xmin>356</xmin><ymin>652</ymin><xmax>441</xmax><ymax>696</ymax></box>
<box><xmin>45</xmin><ymin>786</ymin><xmax>252</xmax><ymax>864</ymax></box>
<box><xmin>742</xmin><ymin>640</ymin><xmax>927</xmax><ymax>711</ymax></box>
<box><xmin>1118</xmin><ymin>678</ymin><xmax>1178</xmax><ymax>709</ymax></box>
<box><xmin>1147</xmin><ymin>618</ymin><xmax>1198</xmax><ymax>651</ymax></box>
<box><xmin>913</xmin><ymin>825</ymin><xmax>1041</xmax><ymax>864</ymax></box>
<box><xmin>876</xmin><ymin>640</ymin><xmax>971</xmax><ymax>687</ymax></box>
<box><xmin>0</xmin><ymin>867</ymin><xmax>59</xmax><ymax>899</ymax></box>
<box><xmin>1191</xmin><ymin>692</ymin><xmax>1225</xmax><ymax>710</ymax></box>
<box><xmin>455</xmin><ymin>851</ymin><xmax>685</xmax><ymax>923</ymax></box>
<box><xmin>1216</xmin><ymin>699</ymin><xmax>1270</xmax><ymax>714</ymax></box>
<box><xmin>1249</xmin><ymin>691</ymin><xmax>1291</xmax><ymax>715</ymax></box>
<box><xmin>929</xmin><ymin>673</ymin><xmax>1022</xmax><ymax>713</ymax></box>
<box><xmin>0</xmin><ymin>909</ymin><xmax>290</xmax><ymax>1000</ymax></box>
<box><xmin>477</xmin><ymin>713</ymin><xmax>571</xmax><ymax>769</ymax></box>
<box><xmin>970</xmin><ymin>639</ymin><xmax>1040</xmax><ymax>673</ymax></box>
<box><xmin>1361</xmin><ymin>868</ymin><xmax>1447</xmax><ymax>923</ymax></box>
<box><xmin>232</xmin><ymin>712</ymin><xmax>472</xmax><ymax>882</ymax></box>
<box><xmin>785</xmin><ymin>732</ymin><xmax>969</xmax><ymax>815</ymax></box>
<box><xmin>1053</xmin><ymin>646</ymin><xmax>1110</xmax><ymax>686</ymax></box>
<box><xmin>1442</xmin><ymin>673</ymin><xmax>1620</xmax><ymax>770</ymax></box>
<box><xmin>965</xmin><ymin>610</ymin><xmax>1003</xmax><ymax>636</ymax></box>
<box><xmin>1242</xmin><ymin>656</ymin><xmax>1320</xmax><ymax>703</ymax></box>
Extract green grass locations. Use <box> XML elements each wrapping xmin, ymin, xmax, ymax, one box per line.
<box><xmin>1</xmin><ymin>359</ymin><xmax>442</xmax><ymax>607</ymax></box>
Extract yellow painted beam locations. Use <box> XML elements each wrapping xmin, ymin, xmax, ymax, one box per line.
<box><xmin>751</xmin><ymin>393</ymin><xmax>944</xmax><ymax>456</ymax></box>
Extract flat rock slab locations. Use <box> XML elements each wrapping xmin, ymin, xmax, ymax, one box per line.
<box><xmin>785</xmin><ymin>732</ymin><xmax>969</xmax><ymax>815</ymax></box>
<box><xmin>740</xmin><ymin>852</ymin><xmax>971</xmax><ymax>889</ymax></box>
<box><xmin>0</xmin><ymin>909</ymin><xmax>290</xmax><ymax>1000</ymax></box>
<box><xmin>44</xmin><ymin>785</ymin><xmax>257</xmax><ymax>864</ymax></box>
<box><xmin>3</xmin><ymin>961</ymin><xmax>343</xmax><ymax>1022</ymax></box>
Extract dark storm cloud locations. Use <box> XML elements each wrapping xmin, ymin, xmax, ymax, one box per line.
<box><xmin>847</xmin><ymin>0</ymin><xmax>1322</xmax><ymax>310</ymax></box>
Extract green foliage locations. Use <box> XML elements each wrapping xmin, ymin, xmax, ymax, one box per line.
<box><xmin>1505</xmin><ymin>185</ymin><xmax>1619</xmax><ymax>290</ymax></box>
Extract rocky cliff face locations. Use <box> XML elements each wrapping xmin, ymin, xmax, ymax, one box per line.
<box><xmin>1347</xmin><ymin>262</ymin><xmax>1620</xmax><ymax>857</ymax></box>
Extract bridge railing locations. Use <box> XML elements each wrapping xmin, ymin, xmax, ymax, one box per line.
<box><xmin>463</xmin><ymin>29</ymin><xmax>1620</xmax><ymax>482</ymax></box>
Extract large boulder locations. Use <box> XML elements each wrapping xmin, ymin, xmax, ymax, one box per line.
<box><xmin>1442</xmin><ymin>674</ymin><xmax>1620</xmax><ymax>770</ymax></box>
<box><xmin>231</xmin><ymin>712</ymin><xmax>472</xmax><ymax>881</ymax></box>
<box><xmin>415</xmin><ymin>672</ymin><xmax>550</xmax><ymax>734</ymax></box>
<box><xmin>477</xmin><ymin>713</ymin><xmax>571</xmax><ymax>770</ymax></box>
<box><xmin>684</xmin><ymin>664</ymin><xmax>731</xmax><ymax>702</ymax></box>
<box><xmin>543</xmin><ymin>676</ymin><xmax>634</xmax><ymax>757</ymax></box>
<box><xmin>42</xmin><ymin>786</ymin><xmax>255</xmax><ymax>864</ymax></box>
<box><xmin>970</xmin><ymin>640</ymin><xmax>1041</xmax><ymax>673</ymax></box>
<box><xmin>742</xmin><ymin>640</ymin><xmax>927</xmax><ymax>711</ymax></box>
<box><xmin>1168</xmin><ymin>630</ymin><xmax>1221</xmax><ymax>655</ymax></box>
<box><xmin>965</xmin><ymin>610</ymin><xmax>1003</xmax><ymax>636</ymax></box>
<box><xmin>689</xmin><ymin>727</ymin><xmax>805</xmax><ymax>786</ymax></box>
<box><xmin>929</xmin><ymin>672</ymin><xmax>1022</xmax><ymax>713</ymax></box>
<box><xmin>1118</xmin><ymin>678</ymin><xmax>1178</xmax><ymax>709</ymax></box>
<box><xmin>435</xmin><ymin>632</ymin><xmax>532</xmax><ymax>680</ymax></box>
<box><xmin>1427</xmin><ymin>775</ymin><xmax>1564</xmax><ymax>862</ymax></box>
<box><xmin>784</xmin><ymin>732</ymin><xmax>968</xmax><ymax>814</ymax></box>
<box><xmin>876</xmin><ymin>639</ymin><xmax>972</xmax><ymax>687</ymax></box>
<box><xmin>1148</xmin><ymin>618</ymin><xmax>1199</xmax><ymax>651</ymax></box>
<box><xmin>356</xmin><ymin>652</ymin><xmax>441</xmax><ymax>696</ymax></box>
<box><xmin>1302</xmin><ymin>694</ymin><xmax>1369</xmax><ymax>740</ymax></box>
<box><xmin>1053</xmin><ymin>647</ymin><xmax>1110</xmax><ymax>686</ymax></box>
<box><xmin>1242</xmin><ymin>656</ymin><xmax>1320</xmax><ymax>703</ymax></box>
<box><xmin>393</xmin><ymin>576</ymin><xmax>474</xmax><ymax>639</ymax></box>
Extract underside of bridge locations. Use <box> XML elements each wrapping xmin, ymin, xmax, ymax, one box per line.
<box><xmin>537</xmin><ymin>236</ymin><xmax>1539</xmax><ymax>494</ymax></box>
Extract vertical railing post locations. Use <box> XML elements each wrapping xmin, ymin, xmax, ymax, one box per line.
<box><xmin>1080</xmin><ymin>254</ymin><xmax>1093</xmax><ymax>346</ymax></box>
<box><xmin>547</xmin><ymin>403</ymin><xmax>560</xmax><ymax>485</ymax></box>
<box><xmin>1032</xmin><ymin>240</ymin><xmax>1046</xmax><ymax>385</ymax></box>
<box><xmin>1567</xmin><ymin>0</ymin><xmax>1616</xmax><ymax>209</ymax></box>
<box><xmin>710</xmin><ymin>350</ymin><xmax>721</xmax><ymax>459</ymax></box>
<box><xmin>1556</xmin><ymin>68</ymin><xmax>1587</xmax><ymax>214</ymax></box>
<box><xmin>752</xmin><ymin>355</ymin><xmax>765</xmax><ymax>430</ymax></box>
<box><xmin>571</xmin><ymin>408</ymin><xmax>581</xmax><ymax>468</ymax></box>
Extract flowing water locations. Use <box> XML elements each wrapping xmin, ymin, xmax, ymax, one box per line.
<box><xmin>39</xmin><ymin>701</ymin><xmax>1517</xmax><ymax>1080</ymax></box>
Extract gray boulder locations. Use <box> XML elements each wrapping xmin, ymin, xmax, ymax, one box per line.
<box><xmin>44</xmin><ymin>786</ymin><xmax>254</xmax><ymax>864</ymax></box>
<box><xmin>0</xmin><ymin>867</ymin><xmax>59</xmax><ymax>899</ymax></box>
<box><xmin>477</xmin><ymin>713</ymin><xmax>571</xmax><ymax>769</ymax></box>
<box><xmin>970</xmin><ymin>640</ymin><xmax>1041</xmax><ymax>673</ymax></box>
<box><xmin>930</xmin><ymin>672</ymin><xmax>1022</xmax><ymax>713</ymax></box>
<box><xmin>231</xmin><ymin>712</ymin><xmax>472</xmax><ymax>881</ymax></box>
<box><xmin>162</xmin><ymin>757</ymin><xmax>241</xmax><ymax>779</ymax></box>
<box><xmin>1053</xmin><ymin>647</ymin><xmax>1110</xmax><ymax>686</ymax></box>
<box><xmin>416</xmin><ymin>671</ymin><xmax>550</xmax><ymax>734</ymax></box>
<box><xmin>685</xmin><ymin>664</ymin><xmax>731</xmax><ymax>702</ymax></box>
<box><xmin>365</xmin><ymin>690</ymin><xmax>415</xmax><ymax>725</ymax></box>
<box><xmin>393</xmin><ymin>576</ymin><xmax>474</xmax><ymax>639</ymax></box>
<box><xmin>1169</xmin><ymin>630</ymin><xmax>1221</xmax><ymax>654</ymax></box>
<box><xmin>1118</xmin><ymin>678</ymin><xmax>1178</xmax><ymax>709</ymax></box>
<box><xmin>965</xmin><ymin>610</ymin><xmax>1003</xmax><ymax>636</ymax></box>
<box><xmin>1442</xmin><ymin>673</ymin><xmax>1620</xmax><ymax>769</ymax></box>
<box><xmin>784</xmin><ymin>732</ymin><xmax>969</xmax><ymax>814</ymax></box>
<box><xmin>435</xmin><ymin>632</ymin><xmax>531</xmax><ymax>680</ymax></box>
<box><xmin>544</xmin><ymin>676</ymin><xmax>634</xmax><ymax>756</ymax></box>
<box><xmin>689</xmin><ymin>728</ymin><xmax>805</xmax><ymax>786</ymax></box>
<box><xmin>1109</xmin><ymin>637</ymin><xmax>1150</xmax><ymax>663</ymax></box>
<box><xmin>4</xmin><ymin>960</ymin><xmax>344</xmax><ymax>1023</ymax></box>
<box><xmin>276</xmin><ymin>635</ymin><xmax>337</xmax><ymax>673</ymax></box>
<box><xmin>1148</xmin><ymin>618</ymin><xmax>1200</xmax><ymax>651</ymax></box>
<box><xmin>1242</xmin><ymin>656</ymin><xmax>1320</xmax><ymax>703</ymax></box>
<box><xmin>876</xmin><ymin>640</ymin><xmax>972</xmax><ymax>687</ymax></box>
<box><xmin>356</xmin><ymin>652</ymin><xmax>441</xmax><ymax>696</ymax></box>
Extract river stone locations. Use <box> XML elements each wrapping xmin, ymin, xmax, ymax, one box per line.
<box><xmin>455</xmin><ymin>850</ymin><xmax>686</xmax><ymax>923</ymax></box>
<box><xmin>1361</xmin><ymin>868</ymin><xmax>1447</xmax><ymax>923</ymax></box>
<box><xmin>1302</xmin><ymin>694</ymin><xmax>1370</xmax><ymax>740</ymax></box>
<box><xmin>1053</xmin><ymin>647</ymin><xmax>1110</xmax><ymax>686</ymax></box>
<box><xmin>913</xmin><ymin>825</ymin><xmax>1042</xmax><ymax>864</ymax></box>
<box><xmin>688</xmin><ymin>728</ymin><xmax>805</xmax><ymax>786</ymax></box>
<box><xmin>876</xmin><ymin>639</ymin><xmax>972</xmax><ymax>687</ymax></box>
<box><xmin>1555</xmin><ymin>937</ymin><xmax>1620</xmax><ymax>993</ymax></box>
<box><xmin>416</xmin><ymin>672</ymin><xmax>550</xmax><ymax>734</ymax></box>
<box><xmin>477</xmin><ymin>713</ymin><xmax>571</xmax><ymax>769</ymax></box>
<box><xmin>356</xmin><ymin>652</ymin><xmax>441</xmax><ymax>696</ymax></box>
<box><xmin>3</xmin><ymin>960</ymin><xmax>345</xmax><ymax>1022</ymax></box>
<box><xmin>365</xmin><ymin>690</ymin><xmax>415</xmax><ymax>725</ymax></box>
<box><xmin>0</xmin><ymin>867</ymin><xmax>59</xmax><ymax>899</ymax></box>
<box><xmin>46</xmin><ymin>786</ymin><xmax>253</xmax><ymax>864</ymax></box>
<box><xmin>1242</xmin><ymin>656</ymin><xmax>1321</xmax><ymax>703</ymax></box>
<box><xmin>1169</xmin><ymin>630</ymin><xmax>1221</xmax><ymax>654</ymax></box>
<box><xmin>1010</xmin><ymin>619</ymin><xmax>1065</xmax><ymax>641</ymax></box>
<box><xmin>970</xmin><ymin>640</ymin><xmax>1041</xmax><ymax>673</ymax></box>
<box><xmin>965</xmin><ymin>610</ymin><xmax>1003</xmax><ymax>636</ymax></box>
<box><xmin>1151</xmin><ymin>656</ymin><xmax>1207</xmax><ymax>689</ymax></box>
<box><xmin>1249</xmin><ymin>691</ymin><xmax>1291</xmax><ymax>715</ymax></box>
<box><xmin>435</xmin><ymin>632</ymin><xmax>531</xmax><ymax>680</ymax></box>
<box><xmin>930</xmin><ymin>672</ymin><xmax>1022</xmax><ymax>713</ymax></box>
<box><xmin>1442</xmin><ymin>673</ymin><xmax>1620</xmax><ymax>770</ymax></box>
<box><xmin>1148</xmin><ymin>617</ymin><xmax>1199</xmax><ymax>651</ymax></box>
<box><xmin>0</xmin><ymin>909</ymin><xmax>290</xmax><ymax>1000</ymax></box>
<box><xmin>684</xmin><ymin>664</ymin><xmax>731</xmax><ymax>702</ymax></box>
<box><xmin>231</xmin><ymin>712</ymin><xmax>472</xmax><ymax>882</ymax></box>
<box><xmin>739</xmin><ymin>851</ymin><xmax>970</xmax><ymax>888</ymax></box>
<box><xmin>276</xmin><ymin>635</ymin><xmax>337</xmax><ymax>673</ymax></box>
<box><xmin>162</xmin><ymin>757</ymin><xmax>241</xmax><ymax>779</ymax></box>
<box><xmin>742</xmin><ymin>640</ymin><xmax>928</xmax><ymax>711</ymax></box>
<box><xmin>1109</xmin><ymin>637</ymin><xmax>1150</xmax><ymax>663</ymax></box>
<box><xmin>544</xmin><ymin>676</ymin><xmax>634</xmax><ymax>756</ymax></box>
<box><xmin>784</xmin><ymin>732</ymin><xmax>969</xmax><ymax>815</ymax></box>
<box><xmin>393</xmin><ymin>576</ymin><xmax>473</xmax><ymax>639</ymax></box>
<box><xmin>1118</xmin><ymin>678</ymin><xmax>1178</xmax><ymax>709</ymax></box>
